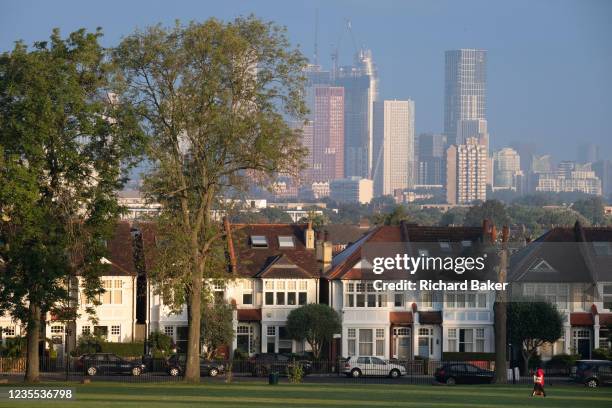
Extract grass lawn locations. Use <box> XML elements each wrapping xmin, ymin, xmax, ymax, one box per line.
<box><xmin>1</xmin><ymin>382</ymin><xmax>611</xmax><ymax>408</ymax></box>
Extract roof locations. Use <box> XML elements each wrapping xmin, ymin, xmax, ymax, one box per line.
<box><xmin>509</xmin><ymin>223</ymin><xmax>612</xmax><ymax>283</ymax></box>
<box><xmin>323</xmin><ymin>224</ymin><xmax>372</xmax><ymax>246</ymax></box>
<box><xmin>419</xmin><ymin>311</ymin><xmax>443</xmax><ymax>324</ymax></box>
<box><xmin>102</xmin><ymin>221</ymin><xmax>136</xmax><ymax>276</ymax></box>
<box><xmin>600</xmin><ymin>314</ymin><xmax>612</xmax><ymax>326</ymax></box>
<box><xmin>389</xmin><ymin>311</ymin><xmax>413</xmax><ymax>324</ymax></box>
<box><xmin>237</xmin><ymin>308</ymin><xmax>262</xmax><ymax>321</ymax></box>
<box><xmin>570</xmin><ymin>312</ymin><xmax>594</xmax><ymax>326</ymax></box>
<box><xmin>229</xmin><ymin>224</ymin><xmax>321</xmax><ymax>279</ymax></box>
<box><xmin>325</xmin><ymin>222</ymin><xmax>490</xmax><ymax>281</ymax></box>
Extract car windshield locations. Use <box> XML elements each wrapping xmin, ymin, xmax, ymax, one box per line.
<box><xmin>370</xmin><ymin>357</ymin><xmax>385</xmax><ymax>365</ymax></box>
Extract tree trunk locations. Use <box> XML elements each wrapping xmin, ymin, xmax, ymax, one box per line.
<box><xmin>184</xmin><ymin>274</ymin><xmax>202</xmax><ymax>382</ymax></box>
<box><xmin>25</xmin><ymin>303</ymin><xmax>41</xmax><ymax>383</ymax></box>
<box><xmin>493</xmin><ymin>300</ymin><xmax>507</xmax><ymax>383</ymax></box>
<box><xmin>522</xmin><ymin>348</ymin><xmax>530</xmax><ymax>377</ymax></box>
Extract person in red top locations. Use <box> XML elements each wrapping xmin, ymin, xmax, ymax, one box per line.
<box><xmin>532</xmin><ymin>367</ymin><xmax>546</xmax><ymax>397</ymax></box>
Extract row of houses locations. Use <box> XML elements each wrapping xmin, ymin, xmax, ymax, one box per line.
<box><xmin>1</xmin><ymin>220</ymin><xmax>611</xmax><ymax>363</ymax></box>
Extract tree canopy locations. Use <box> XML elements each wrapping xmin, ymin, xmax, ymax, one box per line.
<box><xmin>286</xmin><ymin>303</ymin><xmax>341</xmax><ymax>359</ymax></box>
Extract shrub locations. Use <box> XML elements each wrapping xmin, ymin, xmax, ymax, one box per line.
<box><xmin>101</xmin><ymin>342</ymin><xmax>144</xmax><ymax>357</ymax></box>
<box><xmin>147</xmin><ymin>331</ymin><xmax>173</xmax><ymax>356</ymax></box>
<box><xmin>443</xmin><ymin>352</ymin><xmax>496</xmax><ymax>361</ymax></box>
<box><xmin>545</xmin><ymin>353</ymin><xmax>580</xmax><ymax>368</ymax></box>
<box><xmin>528</xmin><ymin>354</ymin><xmax>543</xmax><ymax>370</ymax></box>
<box><xmin>592</xmin><ymin>348</ymin><xmax>611</xmax><ymax>360</ymax></box>
<box><xmin>75</xmin><ymin>334</ymin><xmax>104</xmax><ymax>355</ymax></box>
<box><xmin>287</xmin><ymin>361</ymin><xmax>304</xmax><ymax>384</ymax></box>
<box><xmin>0</xmin><ymin>336</ymin><xmax>26</xmax><ymax>358</ymax></box>
<box><xmin>233</xmin><ymin>349</ymin><xmax>249</xmax><ymax>360</ymax></box>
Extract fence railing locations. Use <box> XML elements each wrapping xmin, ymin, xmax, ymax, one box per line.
<box><xmin>0</xmin><ymin>356</ymin><xmax>577</xmax><ymax>386</ymax></box>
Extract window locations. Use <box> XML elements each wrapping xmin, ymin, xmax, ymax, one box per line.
<box><xmin>299</xmin><ymin>281</ymin><xmax>307</xmax><ymax>291</ymax></box>
<box><xmin>265</xmin><ymin>281</ymin><xmax>274</xmax><ymax>290</ymax></box>
<box><xmin>111</xmin><ymin>325</ymin><xmax>121</xmax><ymax>336</ymax></box>
<box><xmin>603</xmin><ymin>285</ymin><xmax>612</xmax><ymax>311</ymax></box>
<box><xmin>276</xmin><ymin>292</ymin><xmax>285</xmax><ymax>305</ymax></box>
<box><xmin>4</xmin><ymin>326</ymin><xmax>15</xmax><ymax>336</ymax></box>
<box><xmin>100</xmin><ymin>279</ymin><xmax>123</xmax><ymax>305</ymax></box>
<box><xmin>344</xmin><ymin>281</ymin><xmax>386</xmax><ymax>308</ymax></box>
<box><xmin>347</xmin><ymin>328</ymin><xmax>356</xmax><ymax>356</ymax></box>
<box><xmin>278</xmin><ymin>326</ymin><xmax>292</xmax><ymax>353</ymax></box>
<box><xmin>237</xmin><ymin>325</ymin><xmax>254</xmax><ymax>354</ymax></box>
<box><xmin>287</xmin><ymin>292</ymin><xmax>296</xmax><ymax>305</ymax></box>
<box><xmin>265</xmin><ymin>292</ymin><xmax>274</xmax><ymax>305</ymax></box>
<box><xmin>421</xmin><ymin>291</ymin><xmax>433</xmax><ymax>308</ymax></box>
<box><xmin>82</xmin><ymin>326</ymin><xmax>91</xmax><ymax>335</ymax></box>
<box><xmin>50</xmin><ymin>326</ymin><xmax>63</xmax><ymax>334</ymax></box>
<box><xmin>418</xmin><ymin>249</ymin><xmax>429</xmax><ymax>257</ymax></box>
<box><xmin>298</xmin><ymin>292</ymin><xmax>307</xmax><ymax>305</ymax></box>
<box><xmin>359</xmin><ymin>329</ymin><xmax>373</xmax><ymax>355</ymax></box>
<box><xmin>445</xmin><ymin>292</ymin><xmax>486</xmax><ymax>309</ymax></box>
<box><xmin>243</xmin><ymin>293</ymin><xmax>253</xmax><ymax>305</ymax></box>
<box><xmin>164</xmin><ymin>326</ymin><xmax>174</xmax><ymax>337</ymax></box>
<box><xmin>447</xmin><ymin>328</ymin><xmax>485</xmax><ymax>352</ymax></box>
<box><xmin>251</xmin><ymin>235</ymin><xmax>268</xmax><ymax>248</ymax></box>
<box><xmin>376</xmin><ymin>328</ymin><xmax>385</xmax><ymax>356</ymax></box>
<box><xmin>523</xmin><ymin>283</ymin><xmax>568</xmax><ymax>310</ymax></box>
<box><xmin>461</xmin><ymin>240</ymin><xmax>473</xmax><ymax>248</ymax></box>
<box><xmin>394</xmin><ymin>293</ymin><xmax>404</xmax><ymax>307</ymax></box>
<box><xmin>263</xmin><ymin>280</ymin><xmax>306</xmax><ymax>306</ymax></box>
<box><xmin>278</xmin><ymin>236</ymin><xmax>294</xmax><ymax>248</ymax></box>
<box><xmin>439</xmin><ymin>240</ymin><xmax>451</xmax><ymax>251</ymax></box>
<box><xmin>267</xmin><ymin>326</ymin><xmax>276</xmax><ymax>336</ymax></box>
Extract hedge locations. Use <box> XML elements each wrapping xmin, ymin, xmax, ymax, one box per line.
<box><xmin>442</xmin><ymin>352</ymin><xmax>496</xmax><ymax>361</ymax></box>
<box><xmin>100</xmin><ymin>342</ymin><xmax>145</xmax><ymax>357</ymax></box>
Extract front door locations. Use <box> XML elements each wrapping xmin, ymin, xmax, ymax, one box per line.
<box><xmin>393</xmin><ymin>327</ymin><xmax>411</xmax><ymax>360</ymax></box>
<box><xmin>573</xmin><ymin>328</ymin><xmax>591</xmax><ymax>359</ymax></box>
<box><xmin>418</xmin><ymin>327</ymin><xmax>433</xmax><ymax>358</ymax></box>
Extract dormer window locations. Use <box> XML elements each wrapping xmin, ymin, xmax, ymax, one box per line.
<box><xmin>418</xmin><ymin>249</ymin><xmax>429</xmax><ymax>257</ymax></box>
<box><xmin>278</xmin><ymin>236</ymin><xmax>294</xmax><ymax>248</ymax></box>
<box><xmin>251</xmin><ymin>235</ymin><xmax>268</xmax><ymax>248</ymax></box>
<box><xmin>439</xmin><ymin>241</ymin><xmax>451</xmax><ymax>251</ymax></box>
<box><xmin>461</xmin><ymin>240</ymin><xmax>472</xmax><ymax>248</ymax></box>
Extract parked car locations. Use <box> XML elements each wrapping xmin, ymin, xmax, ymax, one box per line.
<box><xmin>434</xmin><ymin>363</ymin><xmax>494</xmax><ymax>385</ymax></box>
<box><xmin>342</xmin><ymin>356</ymin><xmax>407</xmax><ymax>378</ymax></box>
<box><xmin>165</xmin><ymin>354</ymin><xmax>225</xmax><ymax>377</ymax></box>
<box><xmin>572</xmin><ymin>360</ymin><xmax>612</xmax><ymax>387</ymax></box>
<box><xmin>248</xmin><ymin>353</ymin><xmax>312</xmax><ymax>377</ymax></box>
<box><xmin>77</xmin><ymin>353</ymin><xmax>146</xmax><ymax>376</ymax></box>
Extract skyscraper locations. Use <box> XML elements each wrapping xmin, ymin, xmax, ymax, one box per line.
<box><xmin>372</xmin><ymin>99</ymin><xmax>415</xmax><ymax>196</ymax></box>
<box><xmin>446</xmin><ymin>136</ymin><xmax>488</xmax><ymax>205</ymax></box>
<box><xmin>312</xmin><ymin>86</ymin><xmax>344</xmax><ymax>182</ymax></box>
<box><xmin>417</xmin><ymin>133</ymin><xmax>447</xmax><ymax>186</ymax></box>
<box><xmin>335</xmin><ymin>49</ymin><xmax>378</xmax><ymax>179</ymax></box>
<box><xmin>444</xmin><ymin>49</ymin><xmax>487</xmax><ymax>146</ymax></box>
<box><xmin>493</xmin><ymin>147</ymin><xmax>522</xmax><ymax>190</ymax></box>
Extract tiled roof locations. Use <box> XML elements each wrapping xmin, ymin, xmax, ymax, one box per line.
<box><xmin>419</xmin><ymin>311</ymin><xmax>443</xmax><ymax>324</ymax></box>
<box><xmin>389</xmin><ymin>311</ymin><xmax>413</xmax><ymax>324</ymax></box>
<box><xmin>570</xmin><ymin>312</ymin><xmax>594</xmax><ymax>326</ymax></box>
<box><xmin>599</xmin><ymin>313</ymin><xmax>612</xmax><ymax>326</ymax></box>
<box><xmin>237</xmin><ymin>308</ymin><xmax>262</xmax><ymax>321</ymax></box>
<box><xmin>323</xmin><ymin>224</ymin><xmax>372</xmax><ymax>246</ymax></box>
<box><xmin>255</xmin><ymin>254</ymin><xmax>314</xmax><ymax>279</ymax></box>
<box><xmin>103</xmin><ymin>221</ymin><xmax>136</xmax><ymax>276</ymax></box>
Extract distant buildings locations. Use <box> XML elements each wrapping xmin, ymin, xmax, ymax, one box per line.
<box><xmin>335</xmin><ymin>49</ymin><xmax>378</xmax><ymax>179</ymax></box>
<box><xmin>330</xmin><ymin>177</ymin><xmax>373</xmax><ymax>204</ymax></box>
<box><xmin>593</xmin><ymin>160</ymin><xmax>612</xmax><ymax>197</ymax></box>
<box><xmin>417</xmin><ymin>133</ymin><xmax>447</xmax><ymax>186</ymax></box>
<box><xmin>533</xmin><ymin>161</ymin><xmax>602</xmax><ymax>195</ymax></box>
<box><xmin>312</xmin><ymin>86</ymin><xmax>344</xmax><ymax>181</ymax></box>
<box><xmin>444</xmin><ymin>49</ymin><xmax>487</xmax><ymax>146</ymax></box>
<box><xmin>446</xmin><ymin>136</ymin><xmax>488</xmax><ymax>204</ymax></box>
<box><xmin>577</xmin><ymin>143</ymin><xmax>599</xmax><ymax>164</ymax></box>
<box><xmin>492</xmin><ymin>147</ymin><xmax>523</xmax><ymax>191</ymax></box>
<box><xmin>372</xmin><ymin>99</ymin><xmax>415</xmax><ymax>196</ymax></box>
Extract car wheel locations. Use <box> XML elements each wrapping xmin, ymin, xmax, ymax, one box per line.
<box><xmin>351</xmin><ymin>368</ymin><xmax>362</xmax><ymax>378</ymax></box>
<box><xmin>169</xmin><ymin>367</ymin><xmax>180</xmax><ymax>377</ymax></box>
<box><xmin>389</xmin><ymin>369</ymin><xmax>401</xmax><ymax>379</ymax></box>
<box><xmin>586</xmin><ymin>378</ymin><xmax>599</xmax><ymax>388</ymax></box>
<box><xmin>87</xmin><ymin>366</ymin><xmax>97</xmax><ymax>376</ymax></box>
<box><xmin>209</xmin><ymin>368</ymin><xmax>219</xmax><ymax>377</ymax></box>
<box><xmin>446</xmin><ymin>377</ymin><xmax>456</xmax><ymax>385</ymax></box>
<box><xmin>132</xmin><ymin>367</ymin><xmax>142</xmax><ymax>376</ymax></box>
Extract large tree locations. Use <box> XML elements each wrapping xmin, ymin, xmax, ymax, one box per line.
<box><xmin>507</xmin><ymin>300</ymin><xmax>564</xmax><ymax>374</ymax></box>
<box><xmin>114</xmin><ymin>17</ymin><xmax>307</xmax><ymax>382</ymax></box>
<box><xmin>0</xmin><ymin>29</ymin><xmax>143</xmax><ymax>382</ymax></box>
<box><xmin>201</xmin><ymin>301</ymin><xmax>234</xmax><ymax>359</ymax></box>
<box><xmin>286</xmin><ymin>303</ymin><xmax>341</xmax><ymax>359</ymax></box>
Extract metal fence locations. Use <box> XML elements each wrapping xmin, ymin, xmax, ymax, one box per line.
<box><xmin>0</xmin><ymin>356</ymin><xmax>577</xmax><ymax>386</ymax></box>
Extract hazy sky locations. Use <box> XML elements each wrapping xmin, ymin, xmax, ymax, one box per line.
<box><xmin>2</xmin><ymin>0</ymin><xmax>611</xmax><ymax>161</ymax></box>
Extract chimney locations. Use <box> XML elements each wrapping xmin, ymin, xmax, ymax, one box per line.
<box><xmin>316</xmin><ymin>230</ymin><xmax>332</xmax><ymax>265</ymax></box>
<box><xmin>482</xmin><ymin>219</ymin><xmax>491</xmax><ymax>243</ymax></box>
<box><xmin>490</xmin><ymin>225</ymin><xmax>498</xmax><ymax>243</ymax></box>
<box><xmin>502</xmin><ymin>225</ymin><xmax>510</xmax><ymax>243</ymax></box>
<box><xmin>223</xmin><ymin>217</ymin><xmax>237</xmax><ymax>274</ymax></box>
<box><xmin>305</xmin><ymin>221</ymin><xmax>315</xmax><ymax>250</ymax></box>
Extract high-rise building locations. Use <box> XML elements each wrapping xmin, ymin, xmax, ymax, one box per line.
<box><xmin>446</xmin><ymin>136</ymin><xmax>488</xmax><ymax>204</ymax></box>
<box><xmin>493</xmin><ymin>147</ymin><xmax>522</xmax><ymax>190</ymax></box>
<box><xmin>335</xmin><ymin>49</ymin><xmax>378</xmax><ymax>179</ymax></box>
<box><xmin>444</xmin><ymin>49</ymin><xmax>487</xmax><ymax>146</ymax></box>
<box><xmin>531</xmin><ymin>154</ymin><xmax>553</xmax><ymax>173</ymax></box>
<box><xmin>577</xmin><ymin>143</ymin><xmax>599</xmax><ymax>164</ymax></box>
<box><xmin>330</xmin><ymin>177</ymin><xmax>373</xmax><ymax>204</ymax></box>
<box><xmin>312</xmin><ymin>86</ymin><xmax>344</xmax><ymax>182</ymax></box>
<box><xmin>593</xmin><ymin>160</ymin><xmax>612</xmax><ymax>197</ymax></box>
<box><xmin>416</xmin><ymin>133</ymin><xmax>447</xmax><ymax>186</ymax></box>
<box><xmin>372</xmin><ymin>99</ymin><xmax>415</xmax><ymax>196</ymax></box>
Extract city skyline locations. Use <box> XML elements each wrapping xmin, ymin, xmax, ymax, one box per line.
<box><xmin>2</xmin><ymin>0</ymin><xmax>610</xmax><ymax>162</ymax></box>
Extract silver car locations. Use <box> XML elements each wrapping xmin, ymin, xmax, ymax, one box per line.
<box><xmin>342</xmin><ymin>356</ymin><xmax>407</xmax><ymax>378</ymax></box>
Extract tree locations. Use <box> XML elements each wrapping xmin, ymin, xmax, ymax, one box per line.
<box><xmin>507</xmin><ymin>300</ymin><xmax>563</xmax><ymax>374</ymax></box>
<box><xmin>201</xmin><ymin>301</ymin><xmax>234</xmax><ymax>359</ymax></box>
<box><xmin>147</xmin><ymin>331</ymin><xmax>174</xmax><ymax>356</ymax></box>
<box><xmin>0</xmin><ymin>29</ymin><xmax>143</xmax><ymax>382</ymax></box>
<box><xmin>464</xmin><ymin>200</ymin><xmax>510</xmax><ymax>227</ymax></box>
<box><xmin>572</xmin><ymin>196</ymin><xmax>605</xmax><ymax>225</ymax></box>
<box><xmin>372</xmin><ymin>205</ymin><xmax>409</xmax><ymax>226</ymax></box>
<box><xmin>286</xmin><ymin>304</ymin><xmax>341</xmax><ymax>359</ymax></box>
<box><xmin>114</xmin><ymin>17</ymin><xmax>307</xmax><ymax>382</ymax></box>
<box><xmin>259</xmin><ymin>207</ymin><xmax>293</xmax><ymax>223</ymax></box>
<box><xmin>439</xmin><ymin>207</ymin><xmax>469</xmax><ymax>226</ymax></box>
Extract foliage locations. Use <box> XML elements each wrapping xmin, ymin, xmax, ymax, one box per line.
<box><xmin>101</xmin><ymin>342</ymin><xmax>145</xmax><ymax>357</ymax></box>
<box><xmin>286</xmin><ymin>304</ymin><xmax>341</xmax><ymax>359</ymax></box>
<box><xmin>75</xmin><ymin>334</ymin><xmax>105</xmax><ymax>355</ymax></box>
<box><xmin>439</xmin><ymin>207</ymin><xmax>469</xmax><ymax>226</ymax></box>
<box><xmin>147</xmin><ymin>331</ymin><xmax>173</xmax><ymax>356</ymax></box>
<box><xmin>507</xmin><ymin>300</ymin><xmax>563</xmax><ymax>374</ymax></box>
<box><xmin>0</xmin><ymin>336</ymin><xmax>26</xmax><ymax>358</ymax></box>
<box><xmin>545</xmin><ymin>353</ymin><xmax>581</xmax><ymax>368</ymax></box>
<box><xmin>233</xmin><ymin>349</ymin><xmax>249</xmax><ymax>360</ymax></box>
<box><xmin>442</xmin><ymin>352</ymin><xmax>496</xmax><ymax>361</ymax></box>
<box><xmin>114</xmin><ymin>16</ymin><xmax>307</xmax><ymax>381</ymax></box>
<box><xmin>0</xmin><ymin>28</ymin><xmax>143</xmax><ymax>381</ymax></box>
<box><xmin>201</xmin><ymin>301</ymin><xmax>235</xmax><ymax>359</ymax></box>
<box><xmin>591</xmin><ymin>348</ymin><xmax>611</xmax><ymax>360</ymax></box>
<box><xmin>572</xmin><ymin>196</ymin><xmax>606</xmax><ymax>225</ymax></box>
<box><xmin>464</xmin><ymin>200</ymin><xmax>511</xmax><ymax>227</ymax></box>
<box><xmin>287</xmin><ymin>361</ymin><xmax>304</xmax><ymax>384</ymax></box>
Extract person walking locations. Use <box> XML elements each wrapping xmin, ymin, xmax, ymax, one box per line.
<box><xmin>531</xmin><ymin>367</ymin><xmax>546</xmax><ymax>397</ymax></box>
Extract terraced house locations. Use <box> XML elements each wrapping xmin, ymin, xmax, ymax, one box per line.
<box><xmin>322</xmin><ymin>222</ymin><xmax>499</xmax><ymax>361</ymax></box>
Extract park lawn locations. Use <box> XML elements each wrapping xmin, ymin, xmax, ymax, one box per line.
<box><xmin>1</xmin><ymin>382</ymin><xmax>611</xmax><ymax>408</ymax></box>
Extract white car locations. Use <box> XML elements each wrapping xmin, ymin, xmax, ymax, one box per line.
<box><xmin>342</xmin><ymin>356</ymin><xmax>407</xmax><ymax>378</ymax></box>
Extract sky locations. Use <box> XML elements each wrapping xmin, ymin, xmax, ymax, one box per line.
<box><xmin>2</xmin><ymin>0</ymin><xmax>611</xmax><ymax>162</ymax></box>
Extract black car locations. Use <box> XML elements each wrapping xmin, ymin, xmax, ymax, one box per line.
<box><xmin>434</xmin><ymin>363</ymin><xmax>494</xmax><ymax>385</ymax></box>
<box><xmin>77</xmin><ymin>353</ymin><xmax>146</xmax><ymax>376</ymax></box>
<box><xmin>573</xmin><ymin>360</ymin><xmax>612</xmax><ymax>387</ymax></box>
<box><xmin>248</xmin><ymin>353</ymin><xmax>312</xmax><ymax>377</ymax></box>
<box><xmin>166</xmin><ymin>354</ymin><xmax>225</xmax><ymax>377</ymax></box>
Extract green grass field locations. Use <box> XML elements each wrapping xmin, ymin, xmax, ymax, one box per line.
<box><xmin>1</xmin><ymin>382</ymin><xmax>611</xmax><ymax>408</ymax></box>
